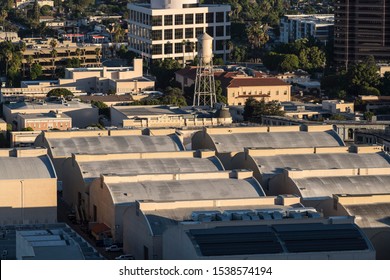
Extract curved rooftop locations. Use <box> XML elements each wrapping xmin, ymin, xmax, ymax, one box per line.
<box><xmin>79</xmin><ymin>157</ymin><xmax>224</xmax><ymax>181</ymax></box>
<box><xmin>0</xmin><ymin>156</ymin><xmax>56</xmax><ymax>179</ymax></box>
<box><xmin>292</xmin><ymin>176</ymin><xmax>390</xmax><ymax>199</ymax></box>
<box><xmin>209</xmin><ymin>131</ymin><xmax>344</xmax><ymax>153</ymax></box>
<box><xmin>254</xmin><ymin>153</ymin><xmax>390</xmax><ymax>176</ymax></box>
<box><xmin>47</xmin><ymin>135</ymin><xmax>184</xmax><ymax>157</ymax></box>
<box><xmin>346</xmin><ymin>203</ymin><xmax>390</xmax><ymax>228</ymax></box>
<box><xmin>107</xmin><ymin>178</ymin><xmax>263</xmax><ymax>204</ymax></box>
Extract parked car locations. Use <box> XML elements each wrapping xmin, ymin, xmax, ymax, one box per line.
<box><xmin>105</xmin><ymin>245</ymin><xmax>122</xmax><ymax>252</ymax></box>
<box><xmin>115</xmin><ymin>254</ymin><xmax>134</xmax><ymax>260</ymax></box>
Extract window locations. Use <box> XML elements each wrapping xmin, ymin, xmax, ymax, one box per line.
<box><xmin>164</xmin><ymin>15</ymin><xmax>173</xmax><ymax>26</ymax></box>
<box><xmin>216</xmin><ymin>12</ymin><xmax>224</xmax><ymax>23</ymax></box>
<box><xmin>206</xmin><ymin>26</ymin><xmax>214</xmax><ymax>37</ymax></box>
<box><xmin>185</xmin><ymin>28</ymin><xmax>193</xmax><ymax>39</ymax></box>
<box><xmin>206</xmin><ymin>12</ymin><xmax>214</xmax><ymax>23</ymax></box>
<box><xmin>152</xmin><ymin>30</ymin><xmax>162</xmax><ymax>40</ymax></box>
<box><xmin>152</xmin><ymin>44</ymin><xmax>162</xmax><ymax>55</ymax></box>
<box><xmin>175</xmin><ymin>14</ymin><xmax>183</xmax><ymax>25</ymax></box>
<box><xmin>284</xmin><ymin>90</ymin><xmax>287</xmax><ymax>95</ymax></box>
<box><xmin>175</xmin><ymin>43</ymin><xmax>183</xmax><ymax>54</ymax></box>
<box><xmin>216</xmin><ymin>26</ymin><xmax>224</xmax><ymax>37</ymax></box>
<box><xmin>226</xmin><ymin>25</ymin><xmax>231</xmax><ymax>36</ymax></box>
<box><xmin>152</xmin><ymin>16</ymin><xmax>162</xmax><ymax>26</ymax></box>
<box><xmin>175</xmin><ymin>29</ymin><xmax>183</xmax><ymax>39</ymax></box>
<box><xmin>195</xmin><ymin>13</ymin><xmax>204</xmax><ymax>24</ymax></box>
<box><xmin>216</xmin><ymin>40</ymin><xmax>224</xmax><ymax>50</ymax></box>
<box><xmin>164</xmin><ymin>29</ymin><xmax>173</xmax><ymax>40</ymax></box>
<box><xmin>276</xmin><ymin>91</ymin><xmax>279</xmax><ymax>95</ymax></box>
<box><xmin>226</xmin><ymin>12</ymin><xmax>230</xmax><ymax>22</ymax></box>
<box><xmin>195</xmin><ymin>27</ymin><xmax>204</xmax><ymax>38</ymax></box>
<box><xmin>164</xmin><ymin>43</ymin><xmax>173</xmax><ymax>54</ymax></box>
<box><xmin>185</xmin><ymin>14</ymin><xmax>194</xmax><ymax>24</ymax></box>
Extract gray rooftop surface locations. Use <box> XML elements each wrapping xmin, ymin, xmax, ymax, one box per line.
<box><xmin>6</xmin><ymin>101</ymin><xmax>92</xmax><ymax>110</ymax></box>
<box><xmin>80</xmin><ymin>157</ymin><xmax>224</xmax><ymax>181</ymax></box>
<box><xmin>345</xmin><ymin>203</ymin><xmax>390</xmax><ymax>228</ymax></box>
<box><xmin>209</xmin><ymin>131</ymin><xmax>344</xmax><ymax>153</ymax></box>
<box><xmin>254</xmin><ymin>153</ymin><xmax>390</xmax><ymax>176</ymax></box>
<box><xmin>108</xmin><ymin>178</ymin><xmax>264</xmax><ymax>205</ymax></box>
<box><xmin>47</xmin><ymin>135</ymin><xmax>184</xmax><ymax>157</ymax></box>
<box><xmin>114</xmin><ymin>106</ymin><xmax>190</xmax><ymax>117</ymax></box>
<box><xmin>0</xmin><ymin>156</ymin><xmax>56</xmax><ymax>179</ymax></box>
<box><xmin>293</xmin><ymin>176</ymin><xmax>390</xmax><ymax>199</ymax></box>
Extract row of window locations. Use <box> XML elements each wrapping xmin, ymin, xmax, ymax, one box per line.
<box><xmin>231</xmin><ymin>90</ymin><xmax>288</xmax><ymax>97</ymax></box>
<box><xmin>130</xmin><ymin>25</ymin><xmax>230</xmax><ymax>41</ymax></box>
<box><xmin>150</xmin><ymin>12</ymin><xmax>227</xmax><ymax>26</ymax></box>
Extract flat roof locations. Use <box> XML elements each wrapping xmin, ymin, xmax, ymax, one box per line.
<box><xmin>47</xmin><ymin>135</ymin><xmax>184</xmax><ymax>157</ymax></box>
<box><xmin>113</xmin><ymin>105</ymin><xmax>190</xmax><ymax>117</ymax></box>
<box><xmin>6</xmin><ymin>101</ymin><xmax>92</xmax><ymax>111</ymax></box>
<box><xmin>0</xmin><ymin>156</ymin><xmax>56</xmax><ymax>179</ymax></box>
<box><xmin>18</xmin><ymin>112</ymin><xmax>71</xmax><ymax>120</ymax></box>
<box><xmin>293</xmin><ymin>175</ymin><xmax>390</xmax><ymax>199</ymax></box>
<box><xmin>107</xmin><ymin>177</ymin><xmax>263</xmax><ymax>205</ymax></box>
<box><xmin>209</xmin><ymin>131</ymin><xmax>344</xmax><ymax>153</ymax></box>
<box><xmin>253</xmin><ymin>152</ymin><xmax>390</xmax><ymax>176</ymax></box>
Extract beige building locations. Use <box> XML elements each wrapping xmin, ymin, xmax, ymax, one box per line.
<box><xmin>127</xmin><ymin>0</ymin><xmax>231</xmax><ymax>61</ymax></box>
<box><xmin>122</xmin><ymin>196</ymin><xmax>374</xmax><ymax>260</ymax></box>
<box><xmin>322</xmin><ymin>100</ymin><xmax>354</xmax><ymax>114</ymax></box>
<box><xmin>34</xmin><ymin>129</ymin><xmax>185</xmax><ymax>181</ymax></box>
<box><xmin>10</xmin><ymin>131</ymin><xmax>42</xmax><ymax>148</ymax></box>
<box><xmin>90</xmin><ymin>170</ymin><xmax>264</xmax><ymax>243</ymax></box>
<box><xmin>329</xmin><ymin>194</ymin><xmax>390</xmax><ymax>260</ymax></box>
<box><xmin>268</xmin><ymin>166</ymin><xmax>390</xmax><ymax>209</ymax></box>
<box><xmin>192</xmin><ymin>125</ymin><xmax>345</xmax><ymax>169</ymax></box>
<box><xmin>60</xmin><ymin>59</ymin><xmax>155</xmax><ymax>94</ymax></box>
<box><xmin>110</xmin><ymin>105</ymin><xmax>232</xmax><ymax>128</ymax></box>
<box><xmin>231</xmin><ymin>145</ymin><xmax>390</xmax><ymax>192</ymax></box>
<box><xmin>0</xmin><ymin>118</ymin><xmax>6</xmax><ymax>132</ymax></box>
<box><xmin>22</xmin><ymin>38</ymin><xmax>102</xmax><ymax>77</ymax></box>
<box><xmin>0</xmin><ymin>31</ymin><xmax>20</xmax><ymax>43</ymax></box>
<box><xmin>3</xmin><ymin>100</ymin><xmax>98</xmax><ymax>129</ymax></box>
<box><xmin>226</xmin><ymin>78</ymin><xmax>291</xmax><ymax>106</ymax></box>
<box><xmin>62</xmin><ymin>150</ymin><xmax>224</xmax><ymax>225</ymax></box>
<box><xmin>16</xmin><ymin>111</ymin><xmax>72</xmax><ymax>131</ymax></box>
<box><xmin>0</xmin><ymin>148</ymin><xmax>57</xmax><ymax>225</ymax></box>
<box><xmin>14</xmin><ymin>0</ymin><xmax>53</xmax><ymax>8</ymax></box>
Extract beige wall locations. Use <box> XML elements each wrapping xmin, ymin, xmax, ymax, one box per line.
<box><xmin>227</xmin><ymin>85</ymin><xmax>291</xmax><ymax>106</ymax></box>
<box><xmin>0</xmin><ymin>178</ymin><xmax>57</xmax><ymax>225</ymax></box>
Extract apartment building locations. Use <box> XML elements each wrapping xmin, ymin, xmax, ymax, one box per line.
<box><xmin>280</xmin><ymin>14</ymin><xmax>334</xmax><ymax>44</ymax></box>
<box><xmin>22</xmin><ymin>38</ymin><xmax>102</xmax><ymax>77</ymax></box>
<box><xmin>127</xmin><ymin>0</ymin><xmax>231</xmax><ymax>61</ymax></box>
<box><xmin>334</xmin><ymin>0</ymin><xmax>390</xmax><ymax>67</ymax></box>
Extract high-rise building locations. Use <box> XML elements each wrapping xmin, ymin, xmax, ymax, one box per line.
<box><xmin>127</xmin><ymin>0</ymin><xmax>231</xmax><ymax>62</ymax></box>
<box><xmin>334</xmin><ymin>0</ymin><xmax>390</xmax><ymax>68</ymax></box>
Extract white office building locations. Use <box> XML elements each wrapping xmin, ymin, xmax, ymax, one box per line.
<box><xmin>127</xmin><ymin>0</ymin><xmax>231</xmax><ymax>61</ymax></box>
<box><xmin>280</xmin><ymin>14</ymin><xmax>334</xmax><ymax>45</ymax></box>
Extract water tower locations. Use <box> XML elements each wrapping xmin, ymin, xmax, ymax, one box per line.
<box><xmin>193</xmin><ymin>33</ymin><xmax>217</xmax><ymax>107</ymax></box>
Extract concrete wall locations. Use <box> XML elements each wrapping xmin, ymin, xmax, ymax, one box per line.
<box><xmin>0</xmin><ymin>178</ymin><xmax>57</xmax><ymax>225</ymax></box>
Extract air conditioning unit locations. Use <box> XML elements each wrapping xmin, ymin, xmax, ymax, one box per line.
<box><xmin>191</xmin><ymin>211</ymin><xmax>220</xmax><ymax>222</ymax></box>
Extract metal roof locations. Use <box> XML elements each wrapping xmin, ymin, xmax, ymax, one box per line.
<box><xmin>189</xmin><ymin>223</ymin><xmax>369</xmax><ymax>256</ymax></box>
<box><xmin>0</xmin><ymin>156</ymin><xmax>56</xmax><ymax>180</ymax></box>
<box><xmin>47</xmin><ymin>135</ymin><xmax>184</xmax><ymax>157</ymax></box>
<box><xmin>293</xmin><ymin>176</ymin><xmax>390</xmax><ymax>199</ymax></box>
<box><xmin>345</xmin><ymin>203</ymin><xmax>390</xmax><ymax>228</ymax></box>
<box><xmin>254</xmin><ymin>153</ymin><xmax>390</xmax><ymax>176</ymax></box>
<box><xmin>79</xmin><ymin>157</ymin><xmax>224</xmax><ymax>180</ymax></box>
<box><xmin>209</xmin><ymin>131</ymin><xmax>344</xmax><ymax>153</ymax></box>
<box><xmin>108</xmin><ymin>178</ymin><xmax>264</xmax><ymax>205</ymax></box>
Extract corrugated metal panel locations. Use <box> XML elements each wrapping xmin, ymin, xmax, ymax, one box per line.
<box><xmin>210</xmin><ymin>131</ymin><xmax>344</xmax><ymax>153</ymax></box>
<box><xmin>0</xmin><ymin>156</ymin><xmax>56</xmax><ymax>179</ymax></box>
<box><xmin>294</xmin><ymin>176</ymin><xmax>390</xmax><ymax>199</ymax></box>
<box><xmin>48</xmin><ymin>135</ymin><xmax>183</xmax><ymax>157</ymax></box>
<box><xmin>255</xmin><ymin>153</ymin><xmax>390</xmax><ymax>175</ymax></box>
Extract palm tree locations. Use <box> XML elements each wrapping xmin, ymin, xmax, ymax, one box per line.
<box><xmin>50</xmin><ymin>49</ymin><xmax>58</xmax><ymax>78</ymax></box>
<box><xmin>26</xmin><ymin>55</ymin><xmax>34</xmax><ymax>78</ymax></box>
<box><xmin>182</xmin><ymin>40</ymin><xmax>186</xmax><ymax>68</ymax></box>
<box><xmin>50</xmin><ymin>39</ymin><xmax>57</xmax><ymax>49</ymax></box>
<box><xmin>95</xmin><ymin>48</ymin><xmax>101</xmax><ymax>66</ymax></box>
<box><xmin>5</xmin><ymin>49</ymin><xmax>13</xmax><ymax>77</ymax></box>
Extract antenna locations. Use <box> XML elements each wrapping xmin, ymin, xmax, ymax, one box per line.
<box><xmin>193</xmin><ymin>33</ymin><xmax>217</xmax><ymax>108</ymax></box>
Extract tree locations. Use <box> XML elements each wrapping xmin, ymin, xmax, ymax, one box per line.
<box><xmin>47</xmin><ymin>88</ymin><xmax>74</xmax><ymax>97</ymax></box>
<box><xmin>32</xmin><ymin>0</ymin><xmax>40</xmax><ymax>28</ymax></box>
<box><xmin>346</xmin><ymin>56</ymin><xmax>380</xmax><ymax>95</ymax></box>
<box><xmin>364</xmin><ymin>111</ymin><xmax>375</xmax><ymax>121</ymax></box>
<box><xmin>40</xmin><ymin>5</ymin><xmax>53</xmax><ymax>16</ymax></box>
<box><xmin>95</xmin><ymin>48</ymin><xmax>102</xmax><ymax>66</ymax></box>
<box><xmin>151</xmin><ymin>59</ymin><xmax>181</xmax><ymax>89</ymax></box>
<box><xmin>22</xmin><ymin>127</ymin><xmax>34</xmax><ymax>131</ymax></box>
<box><xmin>245</xmin><ymin>22</ymin><xmax>269</xmax><ymax>50</ymax></box>
<box><xmin>215</xmin><ymin>80</ymin><xmax>227</xmax><ymax>104</ymax></box>
<box><xmin>66</xmin><ymin>57</ymin><xmax>81</xmax><ymax>68</ymax></box>
<box><xmin>243</xmin><ymin>97</ymin><xmax>284</xmax><ymax>121</ymax></box>
<box><xmin>30</xmin><ymin>63</ymin><xmax>42</xmax><ymax>80</ymax></box>
<box><xmin>160</xmin><ymin>87</ymin><xmax>187</xmax><ymax>106</ymax></box>
<box><xmin>50</xmin><ymin>49</ymin><xmax>58</xmax><ymax>77</ymax></box>
<box><xmin>279</xmin><ymin>54</ymin><xmax>299</xmax><ymax>72</ymax></box>
<box><xmin>298</xmin><ymin>46</ymin><xmax>326</xmax><ymax>71</ymax></box>
<box><xmin>380</xmin><ymin>72</ymin><xmax>390</xmax><ymax>95</ymax></box>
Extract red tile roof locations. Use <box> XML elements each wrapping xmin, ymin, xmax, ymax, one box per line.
<box><xmin>228</xmin><ymin>78</ymin><xmax>289</xmax><ymax>88</ymax></box>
